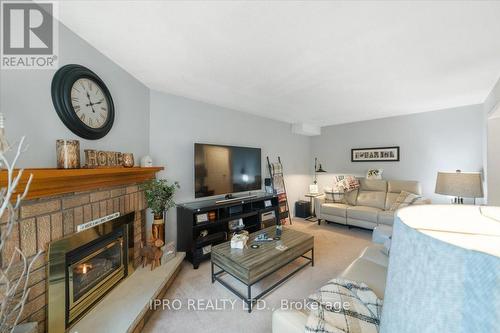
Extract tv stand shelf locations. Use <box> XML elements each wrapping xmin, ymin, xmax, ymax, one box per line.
<box><xmin>177</xmin><ymin>192</ymin><xmax>279</xmax><ymax>269</ymax></box>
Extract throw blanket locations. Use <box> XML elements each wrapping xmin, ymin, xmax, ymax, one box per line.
<box><xmin>305</xmin><ymin>279</ymin><xmax>383</xmax><ymax>333</ymax></box>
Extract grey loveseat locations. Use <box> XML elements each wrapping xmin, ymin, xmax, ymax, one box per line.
<box><xmin>314</xmin><ymin>178</ymin><xmax>428</xmax><ymax>229</ymax></box>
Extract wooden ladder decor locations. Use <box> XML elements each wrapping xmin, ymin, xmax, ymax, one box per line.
<box><xmin>267</xmin><ymin>156</ymin><xmax>292</xmax><ymax>225</ymax></box>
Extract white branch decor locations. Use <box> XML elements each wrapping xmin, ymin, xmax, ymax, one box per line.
<box><xmin>0</xmin><ymin>117</ymin><xmax>41</xmax><ymax>333</ymax></box>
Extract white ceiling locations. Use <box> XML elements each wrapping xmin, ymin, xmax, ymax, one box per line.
<box><xmin>58</xmin><ymin>1</ymin><xmax>500</xmax><ymax>126</ymax></box>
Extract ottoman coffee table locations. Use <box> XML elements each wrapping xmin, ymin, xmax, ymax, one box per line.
<box><xmin>211</xmin><ymin>226</ymin><xmax>314</xmax><ymax>312</ymax></box>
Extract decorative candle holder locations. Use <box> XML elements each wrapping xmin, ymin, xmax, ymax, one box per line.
<box><xmin>56</xmin><ymin>140</ymin><xmax>80</xmax><ymax>169</ymax></box>
<box><xmin>122</xmin><ymin>153</ymin><xmax>134</xmax><ymax>167</ymax></box>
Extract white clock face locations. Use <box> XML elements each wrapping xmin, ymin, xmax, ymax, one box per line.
<box><xmin>70</xmin><ymin>78</ymin><xmax>109</xmax><ymax>129</ymax></box>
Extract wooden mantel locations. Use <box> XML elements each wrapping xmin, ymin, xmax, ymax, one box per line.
<box><xmin>0</xmin><ymin>167</ymin><xmax>164</xmax><ymax>200</ymax></box>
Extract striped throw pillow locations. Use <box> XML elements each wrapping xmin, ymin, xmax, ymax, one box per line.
<box><xmin>390</xmin><ymin>191</ymin><xmax>422</xmax><ymax>211</ymax></box>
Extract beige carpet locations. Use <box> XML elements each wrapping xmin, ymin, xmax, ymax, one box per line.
<box><xmin>143</xmin><ymin>219</ymin><xmax>372</xmax><ymax>333</ymax></box>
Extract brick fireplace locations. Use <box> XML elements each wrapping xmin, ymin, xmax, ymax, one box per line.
<box><xmin>0</xmin><ymin>167</ymin><xmax>163</xmax><ymax>333</ymax></box>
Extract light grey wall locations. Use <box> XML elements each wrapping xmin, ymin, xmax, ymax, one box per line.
<box><xmin>484</xmin><ymin>76</ymin><xmax>500</xmax><ymax>115</ymax></box>
<box><xmin>485</xmin><ymin>76</ymin><xmax>500</xmax><ymax>205</ymax></box>
<box><xmin>149</xmin><ymin>90</ymin><xmax>311</xmax><ymax>244</ymax></box>
<box><xmin>0</xmin><ymin>23</ymin><xmax>150</xmax><ymax>167</ymax></box>
<box><xmin>487</xmin><ymin>117</ymin><xmax>500</xmax><ymax>205</ymax></box>
<box><xmin>311</xmin><ymin>105</ymin><xmax>485</xmax><ymax>203</ymax></box>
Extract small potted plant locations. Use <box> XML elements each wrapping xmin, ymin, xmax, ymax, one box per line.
<box><xmin>142</xmin><ymin>179</ymin><xmax>180</xmax><ymax>242</ymax></box>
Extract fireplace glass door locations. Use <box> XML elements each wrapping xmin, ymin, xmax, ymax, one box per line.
<box><xmin>66</xmin><ymin>229</ymin><xmax>127</xmax><ymax>325</ymax></box>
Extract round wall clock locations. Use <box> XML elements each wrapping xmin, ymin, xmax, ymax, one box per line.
<box><xmin>51</xmin><ymin>64</ymin><xmax>115</xmax><ymax>140</ymax></box>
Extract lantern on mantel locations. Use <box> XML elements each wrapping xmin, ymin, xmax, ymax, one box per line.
<box><xmin>56</xmin><ymin>139</ymin><xmax>81</xmax><ymax>169</ymax></box>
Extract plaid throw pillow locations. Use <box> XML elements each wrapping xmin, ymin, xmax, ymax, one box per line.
<box><xmin>337</xmin><ymin>176</ymin><xmax>360</xmax><ymax>193</ymax></box>
<box><xmin>390</xmin><ymin>190</ymin><xmax>422</xmax><ymax>211</ymax></box>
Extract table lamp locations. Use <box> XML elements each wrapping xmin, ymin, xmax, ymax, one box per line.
<box><xmin>435</xmin><ymin>170</ymin><xmax>483</xmax><ymax>204</ymax></box>
<box><xmin>380</xmin><ymin>205</ymin><xmax>500</xmax><ymax>332</ymax></box>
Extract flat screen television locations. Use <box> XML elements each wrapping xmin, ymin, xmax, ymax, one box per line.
<box><xmin>194</xmin><ymin>143</ymin><xmax>262</xmax><ymax>198</ymax></box>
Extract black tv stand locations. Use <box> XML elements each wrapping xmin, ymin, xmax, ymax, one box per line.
<box><xmin>177</xmin><ymin>192</ymin><xmax>279</xmax><ymax>269</ymax></box>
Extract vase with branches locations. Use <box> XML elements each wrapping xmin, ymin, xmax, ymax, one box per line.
<box><xmin>142</xmin><ymin>179</ymin><xmax>179</xmax><ymax>242</ymax></box>
<box><xmin>0</xmin><ymin>113</ymin><xmax>41</xmax><ymax>333</ymax></box>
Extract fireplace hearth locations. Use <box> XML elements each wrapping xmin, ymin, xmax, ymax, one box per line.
<box><xmin>48</xmin><ymin>212</ymin><xmax>135</xmax><ymax>332</ymax></box>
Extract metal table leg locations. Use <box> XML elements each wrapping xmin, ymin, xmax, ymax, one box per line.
<box><xmin>247</xmin><ymin>285</ymin><xmax>252</xmax><ymax>313</ymax></box>
<box><xmin>305</xmin><ymin>196</ymin><xmax>318</xmax><ymax>222</ymax></box>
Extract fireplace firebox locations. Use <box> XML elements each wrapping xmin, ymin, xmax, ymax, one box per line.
<box><xmin>48</xmin><ymin>212</ymin><xmax>135</xmax><ymax>332</ymax></box>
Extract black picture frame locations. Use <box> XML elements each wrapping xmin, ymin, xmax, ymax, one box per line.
<box><xmin>51</xmin><ymin>64</ymin><xmax>115</xmax><ymax>140</ymax></box>
<box><xmin>351</xmin><ymin>146</ymin><xmax>400</xmax><ymax>162</ymax></box>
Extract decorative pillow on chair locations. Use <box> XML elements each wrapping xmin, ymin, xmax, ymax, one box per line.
<box><xmin>366</xmin><ymin>168</ymin><xmax>383</xmax><ymax>180</ymax></box>
<box><xmin>390</xmin><ymin>190</ymin><xmax>422</xmax><ymax>211</ymax></box>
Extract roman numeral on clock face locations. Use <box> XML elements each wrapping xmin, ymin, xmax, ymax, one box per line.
<box><xmin>70</xmin><ymin>78</ymin><xmax>110</xmax><ymax>129</ymax></box>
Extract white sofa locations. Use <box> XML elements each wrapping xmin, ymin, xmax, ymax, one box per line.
<box><xmin>272</xmin><ymin>243</ymin><xmax>389</xmax><ymax>333</ymax></box>
<box><xmin>314</xmin><ymin>179</ymin><xmax>429</xmax><ymax>230</ymax></box>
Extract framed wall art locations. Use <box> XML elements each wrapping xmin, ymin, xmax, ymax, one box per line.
<box><xmin>351</xmin><ymin>146</ymin><xmax>400</xmax><ymax>162</ymax></box>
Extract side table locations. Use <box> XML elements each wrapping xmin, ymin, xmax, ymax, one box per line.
<box><xmin>304</xmin><ymin>193</ymin><xmax>323</xmax><ymax>222</ymax></box>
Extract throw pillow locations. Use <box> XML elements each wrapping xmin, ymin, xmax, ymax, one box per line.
<box><xmin>390</xmin><ymin>190</ymin><xmax>422</xmax><ymax>211</ymax></box>
<box><xmin>333</xmin><ymin>175</ymin><xmax>346</xmax><ymax>191</ymax></box>
<box><xmin>306</xmin><ymin>278</ymin><xmax>383</xmax><ymax>333</ymax></box>
<box><xmin>324</xmin><ymin>186</ymin><xmax>344</xmax><ymax>203</ymax></box>
<box><xmin>366</xmin><ymin>168</ymin><xmax>383</xmax><ymax>180</ymax></box>
<box><xmin>337</xmin><ymin>176</ymin><xmax>360</xmax><ymax>192</ymax></box>
<box><xmin>323</xmin><ymin>187</ymin><xmax>334</xmax><ymax>202</ymax></box>
<box><xmin>342</xmin><ymin>189</ymin><xmax>359</xmax><ymax>206</ymax></box>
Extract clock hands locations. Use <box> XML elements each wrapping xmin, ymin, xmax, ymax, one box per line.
<box><xmin>85</xmin><ymin>91</ymin><xmax>96</xmax><ymax>113</ymax></box>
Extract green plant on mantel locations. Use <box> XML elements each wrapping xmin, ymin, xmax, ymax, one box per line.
<box><xmin>142</xmin><ymin>179</ymin><xmax>180</xmax><ymax>219</ymax></box>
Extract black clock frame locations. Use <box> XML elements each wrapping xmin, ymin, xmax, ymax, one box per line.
<box><xmin>51</xmin><ymin>64</ymin><xmax>115</xmax><ymax>140</ymax></box>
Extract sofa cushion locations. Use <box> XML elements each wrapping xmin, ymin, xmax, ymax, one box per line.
<box><xmin>387</xmin><ymin>180</ymin><xmax>421</xmax><ymax>195</ymax></box>
<box><xmin>356</xmin><ymin>191</ymin><xmax>386</xmax><ymax>209</ymax></box>
<box><xmin>340</xmin><ymin>258</ymin><xmax>387</xmax><ymax>299</ymax></box>
<box><xmin>378</xmin><ymin>210</ymin><xmax>395</xmax><ymax>225</ymax></box>
<box><xmin>384</xmin><ymin>192</ymin><xmax>399</xmax><ymax>210</ymax></box>
<box><xmin>342</xmin><ymin>188</ymin><xmax>358</xmax><ymax>206</ymax></box>
<box><xmin>321</xmin><ymin>203</ymin><xmax>349</xmax><ymax>217</ymax></box>
<box><xmin>346</xmin><ymin>205</ymin><xmax>382</xmax><ymax>223</ymax></box>
<box><xmin>359</xmin><ymin>178</ymin><xmax>387</xmax><ymax>192</ymax></box>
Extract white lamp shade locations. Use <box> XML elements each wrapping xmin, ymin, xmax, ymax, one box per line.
<box><xmin>380</xmin><ymin>205</ymin><xmax>500</xmax><ymax>333</ymax></box>
<box><xmin>435</xmin><ymin>171</ymin><xmax>483</xmax><ymax>198</ymax></box>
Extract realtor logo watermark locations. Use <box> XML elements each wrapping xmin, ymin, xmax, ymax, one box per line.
<box><xmin>1</xmin><ymin>1</ymin><xmax>58</xmax><ymax>69</ymax></box>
